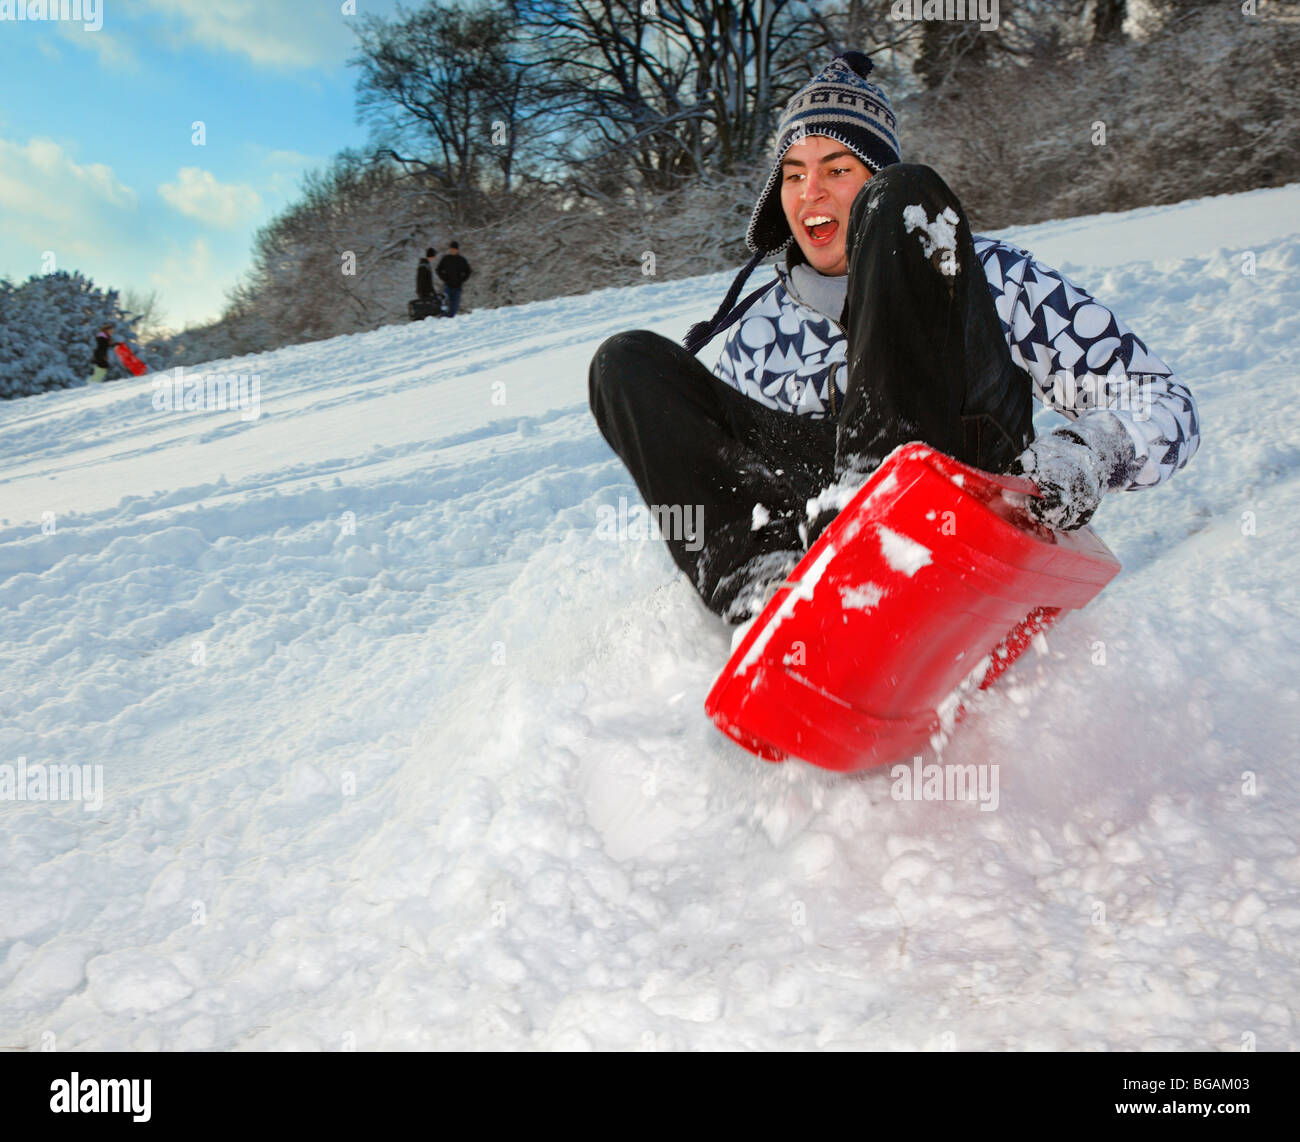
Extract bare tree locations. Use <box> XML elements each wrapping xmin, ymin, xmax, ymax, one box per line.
<box><xmin>352</xmin><ymin>2</ymin><xmax>540</xmax><ymax>213</ymax></box>
<box><xmin>511</xmin><ymin>1</ymin><xmax>825</xmax><ymax>192</ymax></box>
<box><xmin>120</xmin><ymin>287</ymin><xmax>170</xmax><ymax>341</ymax></box>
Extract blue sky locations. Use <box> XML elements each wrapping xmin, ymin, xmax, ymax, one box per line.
<box><xmin>0</xmin><ymin>0</ymin><xmax>404</xmax><ymax>330</ymax></box>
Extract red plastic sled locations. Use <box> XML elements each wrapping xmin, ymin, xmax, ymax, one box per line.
<box><xmin>705</xmin><ymin>443</ymin><xmax>1121</xmax><ymax>772</ymax></box>
<box><xmin>114</xmin><ymin>343</ymin><xmax>147</xmax><ymax>376</ymax></box>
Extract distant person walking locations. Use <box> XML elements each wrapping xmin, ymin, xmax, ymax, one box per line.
<box><xmin>436</xmin><ymin>242</ymin><xmax>471</xmax><ymax>317</ymax></box>
<box><xmin>89</xmin><ymin>322</ymin><xmax>118</xmax><ymax>383</ymax></box>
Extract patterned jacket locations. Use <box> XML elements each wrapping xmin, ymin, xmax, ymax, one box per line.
<box><xmin>711</xmin><ymin>236</ymin><xmax>1200</xmax><ymax>490</ymax></box>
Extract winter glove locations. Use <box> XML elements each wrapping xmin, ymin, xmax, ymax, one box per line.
<box><xmin>1010</xmin><ymin>412</ymin><xmax>1139</xmax><ymax>531</ymax></box>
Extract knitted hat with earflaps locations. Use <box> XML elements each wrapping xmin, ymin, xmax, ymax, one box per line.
<box><xmin>685</xmin><ymin>52</ymin><xmax>901</xmax><ymax>354</ymax></box>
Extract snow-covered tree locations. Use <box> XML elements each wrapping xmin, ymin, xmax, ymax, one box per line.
<box><xmin>0</xmin><ymin>271</ymin><xmax>141</xmax><ymax>400</ymax></box>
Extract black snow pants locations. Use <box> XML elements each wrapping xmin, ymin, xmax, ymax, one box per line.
<box><xmin>588</xmin><ymin>164</ymin><xmax>1034</xmax><ymax>620</ymax></box>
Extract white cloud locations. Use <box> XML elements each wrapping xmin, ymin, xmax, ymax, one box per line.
<box><xmin>56</xmin><ymin>20</ymin><xmax>137</xmax><ymax>68</ymax></box>
<box><xmin>0</xmin><ymin>134</ymin><xmax>141</xmax><ymax>289</ymax></box>
<box><xmin>159</xmin><ymin>167</ymin><xmax>262</xmax><ymax>229</ymax></box>
<box><xmin>0</xmin><ymin>136</ymin><xmax>136</xmax><ymax>248</ymax></box>
<box><xmin>0</xmin><ymin>135</ymin><xmax>244</xmax><ymax>329</ymax></box>
<box><xmin>259</xmin><ymin>148</ymin><xmax>320</xmax><ymax>168</ymax></box>
<box><xmin>136</xmin><ymin>0</ymin><xmax>362</xmax><ymax>71</ymax></box>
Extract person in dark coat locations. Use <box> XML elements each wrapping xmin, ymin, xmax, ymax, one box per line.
<box><xmin>436</xmin><ymin>242</ymin><xmax>472</xmax><ymax>317</ymax></box>
<box><xmin>416</xmin><ymin>248</ymin><xmax>437</xmax><ymax>301</ymax></box>
<box><xmin>89</xmin><ymin>322</ymin><xmax>119</xmax><ymax>383</ymax></box>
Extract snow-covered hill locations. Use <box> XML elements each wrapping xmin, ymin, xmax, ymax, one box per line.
<box><xmin>1</xmin><ymin>184</ymin><xmax>1298</xmax><ymax>1050</ymax></box>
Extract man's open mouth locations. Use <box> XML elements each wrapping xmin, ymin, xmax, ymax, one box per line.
<box><xmin>803</xmin><ymin>215</ymin><xmax>838</xmax><ymax>246</ymax></box>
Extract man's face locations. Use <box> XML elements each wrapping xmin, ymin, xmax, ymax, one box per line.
<box><xmin>779</xmin><ymin>134</ymin><xmax>874</xmax><ymax>276</ymax></box>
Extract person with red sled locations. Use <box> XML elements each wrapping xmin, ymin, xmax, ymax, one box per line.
<box><xmin>89</xmin><ymin>322</ymin><xmax>147</xmax><ymax>382</ymax></box>
<box><xmin>88</xmin><ymin>323</ymin><xmax>120</xmax><ymax>384</ymax></box>
<box><xmin>587</xmin><ymin>53</ymin><xmax>1201</xmax><ymax>770</ymax></box>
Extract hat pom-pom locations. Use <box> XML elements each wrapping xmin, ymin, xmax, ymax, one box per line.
<box><xmin>838</xmin><ymin>51</ymin><xmax>874</xmax><ymax>79</ymax></box>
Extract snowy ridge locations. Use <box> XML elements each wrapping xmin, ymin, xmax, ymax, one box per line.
<box><xmin>0</xmin><ymin>185</ymin><xmax>1298</xmax><ymax>1049</ymax></box>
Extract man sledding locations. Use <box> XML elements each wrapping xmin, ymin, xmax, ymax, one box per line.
<box><xmin>589</xmin><ymin>51</ymin><xmax>1199</xmax><ymax>628</ymax></box>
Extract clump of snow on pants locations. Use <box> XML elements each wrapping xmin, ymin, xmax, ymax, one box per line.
<box><xmin>903</xmin><ymin>204</ymin><xmax>961</xmax><ymax>277</ymax></box>
<box><xmin>806</xmin><ymin>471</ymin><xmax>877</xmax><ymax>524</ymax></box>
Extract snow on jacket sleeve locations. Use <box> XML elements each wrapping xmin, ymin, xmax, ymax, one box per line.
<box><xmin>974</xmin><ymin>236</ymin><xmax>1200</xmax><ymax>490</ymax></box>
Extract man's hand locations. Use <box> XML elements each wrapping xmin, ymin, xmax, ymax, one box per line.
<box><xmin>1009</xmin><ymin>414</ymin><xmax>1138</xmax><ymax>531</ymax></box>
<box><xmin>1010</xmin><ymin>430</ymin><xmax>1104</xmax><ymax>530</ymax></box>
